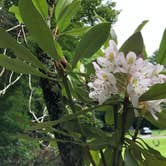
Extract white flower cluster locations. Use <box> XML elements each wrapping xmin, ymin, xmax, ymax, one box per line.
<box><xmin>88</xmin><ymin>40</ymin><xmax>166</xmax><ymax>119</ymax></box>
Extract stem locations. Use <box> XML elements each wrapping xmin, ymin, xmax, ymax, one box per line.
<box><xmin>120</xmin><ymin>96</ymin><xmax>129</xmax><ymax>143</ymax></box>
<box><xmin>6</xmin><ymin>24</ymin><xmax>22</xmax><ymax>32</ymax></box>
<box><xmin>62</xmin><ymin>76</ymin><xmax>75</xmax><ymax>112</ymax></box>
<box><xmin>112</xmin><ymin>150</ymin><xmax>120</xmax><ymax>166</ymax></box>
<box><xmin>113</xmin><ymin>105</ymin><xmax>118</xmax><ymax>130</ymax></box>
<box><xmin>132</xmin><ymin>117</ymin><xmax>142</xmax><ymax>141</ymax></box>
<box><xmin>100</xmin><ymin>149</ymin><xmax>107</xmax><ymax>166</ymax></box>
<box><xmin>63</xmin><ymin>76</ymin><xmax>96</xmax><ymax>166</ymax></box>
<box><xmin>112</xmin><ymin>105</ymin><xmax>119</xmax><ymax>166</ymax></box>
<box><xmin>112</xmin><ymin>96</ymin><xmax>129</xmax><ymax>166</ymax></box>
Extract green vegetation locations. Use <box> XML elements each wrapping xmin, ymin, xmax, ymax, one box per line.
<box><xmin>0</xmin><ymin>0</ymin><xmax>166</xmax><ymax>165</ymax></box>
<box><xmin>145</xmin><ymin>137</ymin><xmax>166</xmax><ymax>157</ymax></box>
<box><xmin>151</xmin><ymin>130</ymin><xmax>166</xmax><ymax>136</ymax></box>
<box><xmin>138</xmin><ymin>130</ymin><xmax>166</xmax><ymax>157</ymax></box>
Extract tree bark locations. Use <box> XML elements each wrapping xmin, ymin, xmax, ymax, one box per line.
<box><xmin>40</xmin><ymin>78</ymin><xmax>84</xmax><ymax>166</ymax></box>
<box><xmin>38</xmin><ymin>1</ymin><xmax>84</xmax><ymax>164</ymax></box>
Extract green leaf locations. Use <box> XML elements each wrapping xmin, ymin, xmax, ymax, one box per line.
<box><xmin>143</xmin><ymin>158</ymin><xmax>166</xmax><ymax>166</ymax></box>
<box><xmin>142</xmin><ymin>45</ymin><xmax>148</xmax><ymax>59</ymax></box>
<box><xmin>63</xmin><ymin>27</ymin><xmax>91</xmax><ymax>36</ymax></box>
<box><xmin>83</xmin><ymin>126</ymin><xmax>112</xmax><ymax>139</ymax></box>
<box><xmin>138</xmin><ymin>139</ymin><xmax>166</xmax><ymax>165</ymax></box>
<box><xmin>55</xmin><ymin>0</ymin><xmax>73</xmax><ymax>21</ymax></box>
<box><xmin>95</xmin><ymin>105</ymin><xmax>111</xmax><ymax>112</ymax></box>
<box><xmin>99</xmin><ymin>148</ymin><xmax>113</xmax><ymax>166</ymax></box>
<box><xmin>0</xmin><ymin>28</ymin><xmax>46</xmax><ymax>70</ymax></box>
<box><xmin>120</xmin><ymin>32</ymin><xmax>144</xmax><ymax>55</ymax></box>
<box><xmin>88</xmin><ymin>137</ymin><xmax>113</xmax><ymax>150</ymax></box>
<box><xmin>125</xmin><ymin>107</ymin><xmax>135</xmax><ymax>130</ymax></box>
<box><xmin>85</xmin><ymin>127</ymin><xmax>118</xmax><ymax>150</ymax></box>
<box><xmin>61</xmin><ymin>117</ymin><xmax>80</xmax><ymax>132</ymax></box>
<box><xmin>74</xmin><ymin>86</ymin><xmax>92</xmax><ymax>102</ymax></box>
<box><xmin>0</xmin><ymin>54</ymin><xmax>46</xmax><ymax>77</ymax></box>
<box><xmin>145</xmin><ymin>143</ymin><xmax>166</xmax><ymax>160</ymax></box>
<box><xmin>94</xmin><ymin>12</ymin><xmax>107</xmax><ymax>23</ymax></box>
<box><xmin>30</xmin><ymin>105</ymin><xmax>110</xmax><ymax>130</ymax></box>
<box><xmin>32</xmin><ymin>0</ymin><xmax>48</xmax><ymax>19</ymax></box>
<box><xmin>90</xmin><ymin>150</ymin><xmax>100</xmax><ymax>166</ymax></box>
<box><xmin>145</xmin><ymin>110</ymin><xmax>166</xmax><ymax>129</ymax></box>
<box><xmin>133</xmin><ymin>20</ymin><xmax>148</xmax><ymax>58</ymax></box>
<box><xmin>124</xmin><ymin>148</ymin><xmax>139</xmax><ymax>166</ymax></box>
<box><xmin>54</xmin><ymin>41</ymin><xmax>63</xmax><ymax>58</ymax></box>
<box><xmin>72</xmin><ymin>23</ymin><xmax>111</xmax><ymax>68</ymax></box>
<box><xmin>57</xmin><ymin>0</ymin><xmax>81</xmax><ymax>32</ymax></box>
<box><xmin>19</xmin><ymin>0</ymin><xmax>58</xmax><ymax>60</ymax></box>
<box><xmin>110</xmin><ymin>28</ymin><xmax>118</xmax><ymax>44</ymax></box>
<box><xmin>9</xmin><ymin>5</ymin><xmax>23</xmax><ymax>23</ymax></box>
<box><xmin>157</xmin><ymin>28</ymin><xmax>166</xmax><ymax>65</ymax></box>
<box><xmin>130</xmin><ymin>144</ymin><xmax>143</xmax><ymax>164</ymax></box>
<box><xmin>105</xmin><ymin>109</ymin><xmax>114</xmax><ymax>126</ymax></box>
<box><xmin>140</xmin><ymin>83</ymin><xmax>166</xmax><ymax>101</ymax></box>
<box><xmin>134</xmin><ymin>20</ymin><xmax>149</xmax><ymax>33</ymax></box>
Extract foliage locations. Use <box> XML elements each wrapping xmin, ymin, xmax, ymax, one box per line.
<box><xmin>157</xmin><ymin>28</ymin><xmax>166</xmax><ymax>64</ymax></box>
<box><xmin>0</xmin><ymin>76</ymin><xmax>42</xmax><ymax>165</ymax></box>
<box><xmin>0</xmin><ymin>0</ymin><xmax>47</xmax><ymax>164</ymax></box>
<box><xmin>0</xmin><ymin>9</ymin><xmax>17</xmax><ymax>29</ymax></box>
<box><xmin>144</xmin><ymin>135</ymin><xmax>166</xmax><ymax>157</ymax></box>
<box><xmin>0</xmin><ymin>0</ymin><xmax>166</xmax><ymax>166</ymax></box>
<box><xmin>0</xmin><ymin>140</ymin><xmax>40</xmax><ymax>166</ymax></box>
<box><xmin>0</xmin><ymin>0</ymin><xmax>18</xmax><ymax>9</ymax></box>
<box><xmin>75</xmin><ymin>0</ymin><xmax>119</xmax><ymax>25</ymax></box>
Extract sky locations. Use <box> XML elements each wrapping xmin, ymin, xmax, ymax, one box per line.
<box><xmin>113</xmin><ymin>0</ymin><xmax>166</xmax><ymax>55</ymax></box>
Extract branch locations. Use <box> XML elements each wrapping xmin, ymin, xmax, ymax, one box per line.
<box><xmin>28</xmin><ymin>74</ymin><xmax>48</xmax><ymax>123</ymax></box>
<box><xmin>6</xmin><ymin>24</ymin><xmax>22</xmax><ymax>32</ymax></box>
<box><xmin>132</xmin><ymin>117</ymin><xmax>142</xmax><ymax>141</ymax></box>
<box><xmin>0</xmin><ymin>71</ymin><xmax>22</xmax><ymax>96</ymax></box>
<box><xmin>0</xmin><ymin>49</ymin><xmax>6</xmax><ymax>77</ymax></box>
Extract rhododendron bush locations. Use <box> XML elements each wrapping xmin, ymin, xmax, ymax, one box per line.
<box><xmin>0</xmin><ymin>0</ymin><xmax>166</xmax><ymax>165</ymax></box>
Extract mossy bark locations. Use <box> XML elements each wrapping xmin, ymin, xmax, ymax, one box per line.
<box><xmin>40</xmin><ymin>75</ymin><xmax>84</xmax><ymax>166</ymax></box>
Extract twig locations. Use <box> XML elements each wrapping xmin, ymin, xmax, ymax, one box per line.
<box><xmin>21</xmin><ymin>25</ymin><xmax>28</xmax><ymax>45</ymax></box>
<box><xmin>0</xmin><ymin>67</ymin><xmax>5</xmax><ymax>77</ymax></box>
<box><xmin>132</xmin><ymin>117</ymin><xmax>142</xmax><ymax>141</ymax></box>
<box><xmin>28</xmin><ymin>74</ymin><xmax>48</xmax><ymax>123</ymax></box>
<box><xmin>6</xmin><ymin>24</ymin><xmax>22</xmax><ymax>32</ymax></box>
<box><xmin>16</xmin><ymin>29</ymin><xmax>22</xmax><ymax>44</ymax></box>
<box><xmin>28</xmin><ymin>74</ymin><xmax>40</xmax><ymax>123</ymax></box>
<box><xmin>0</xmin><ymin>72</ymin><xmax>22</xmax><ymax>96</ymax></box>
<box><xmin>0</xmin><ymin>49</ymin><xmax>7</xmax><ymax>77</ymax></box>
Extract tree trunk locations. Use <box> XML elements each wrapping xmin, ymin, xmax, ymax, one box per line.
<box><xmin>37</xmin><ymin>0</ymin><xmax>84</xmax><ymax>163</ymax></box>
<box><xmin>38</xmin><ymin>56</ymin><xmax>83</xmax><ymax>166</ymax></box>
<box><xmin>40</xmin><ymin>78</ymin><xmax>84</xmax><ymax>166</ymax></box>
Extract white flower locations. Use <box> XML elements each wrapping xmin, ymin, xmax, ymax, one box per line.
<box><xmin>127</xmin><ymin>84</ymin><xmax>139</xmax><ymax>108</ymax></box>
<box><xmin>126</xmin><ymin>52</ymin><xmax>137</xmax><ymax>73</ymax></box>
<box><xmin>88</xmin><ymin>78</ymin><xmax>118</xmax><ymax>104</ymax></box>
<box><xmin>126</xmin><ymin>52</ymin><xmax>137</xmax><ymax>65</ymax></box>
<box><xmin>88</xmin><ymin>39</ymin><xmax>166</xmax><ymax>119</ymax></box>
<box><xmin>152</xmin><ymin>64</ymin><xmax>164</xmax><ymax>76</ymax></box>
<box><xmin>146</xmin><ymin>100</ymin><xmax>163</xmax><ymax>120</ymax></box>
<box><xmin>104</xmin><ymin>40</ymin><xmax>118</xmax><ymax>60</ymax></box>
<box><xmin>88</xmin><ymin>62</ymin><xmax>118</xmax><ymax>104</ymax></box>
<box><xmin>115</xmin><ymin>52</ymin><xmax>128</xmax><ymax>73</ymax></box>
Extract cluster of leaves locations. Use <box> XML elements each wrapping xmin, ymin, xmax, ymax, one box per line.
<box><xmin>0</xmin><ymin>0</ymin><xmax>50</xmax><ymax>164</ymax></box>
<box><xmin>0</xmin><ymin>139</ymin><xmax>40</xmax><ymax>165</ymax></box>
<box><xmin>0</xmin><ymin>0</ymin><xmax>18</xmax><ymax>10</ymax></box>
<box><xmin>0</xmin><ymin>0</ymin><xmax>166</xmax><ymax>165</ymax></box>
